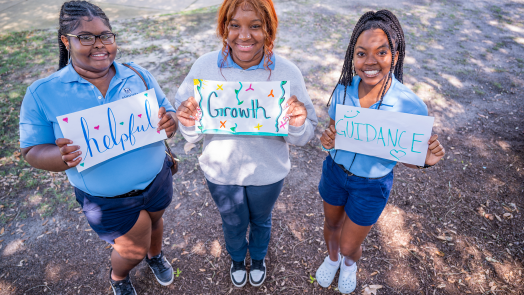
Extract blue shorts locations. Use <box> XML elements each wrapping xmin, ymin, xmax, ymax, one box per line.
<box><xmin>75</xmin><ymin>156</ymin><xmax>173</xmax><ymax>244</ymax></box>
<box><xmin>318</xmin><ymin>155</ymin><xmax>393</xmax><ymax>226</ymax></box>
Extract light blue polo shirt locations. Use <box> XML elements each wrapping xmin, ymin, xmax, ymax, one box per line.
<box><xmin>19</xmin><ymin>62</ymin><xmax>176</xmax><ymax>197</ymax></box>
<box><xmin>217</xmin><ymin>50</ymin><xmax>276</xmax><ymax>70</ymax></box>
<box><xmin>328</xmin><ymin>76</ymin><xmax>428</xmax><ymax>178</ymax></box>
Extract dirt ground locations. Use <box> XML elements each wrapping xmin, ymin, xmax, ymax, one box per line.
<box><xmin>1</xmin><ymin>0</ymin><xmax>523</xmax><ymax>294</ymax></box>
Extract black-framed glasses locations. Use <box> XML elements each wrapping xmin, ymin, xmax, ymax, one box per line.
<box><xmin>66</xmin><ymin>33</ymin><xmax>116</xmax><ymax>46</ymax></box>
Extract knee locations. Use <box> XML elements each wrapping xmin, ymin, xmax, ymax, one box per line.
<box><xmin>324</xmin><ymin>217</ymin><xmax>344</xmax><ymax>231</ymax></box>
<box><xmin>118</xmin><ymin>245</ymin><xmax>149</xmax><ymax>261</ymax></box>
<box><xmin>340</xmin><ymin>244</ymin><xmax>362</xmax><ymax>258</ymax></box>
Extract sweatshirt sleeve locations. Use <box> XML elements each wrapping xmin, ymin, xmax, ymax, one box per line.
<box><xmin>174</xmin><ymin>64</ymin><xmax>204</xmax><ymax>143</ymax></box>
<box><xmin>284</xmin><ymin>64</ymin><xmax>318</xmax><ymax>146</ymax></box>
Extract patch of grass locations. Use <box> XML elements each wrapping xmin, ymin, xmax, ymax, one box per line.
<box><xmin>492</xmin><ymin>82</ymin><xmax>503</xmax><ymax>91</ymax></box>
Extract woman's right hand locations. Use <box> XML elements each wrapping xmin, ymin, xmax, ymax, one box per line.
<box><xmin>320</xmin><ymin>125</ymin><xmax>337</xmax><ymax>150</ymax></box>
<box><xmin>56</xmin><ymin>138</ymin><xmax>82</xmax><ymax>167</ymax></box>
<box><xmin>176</xmin><ymin>96</ymin><xmax>199</xmax><ymax>127</ymax></box>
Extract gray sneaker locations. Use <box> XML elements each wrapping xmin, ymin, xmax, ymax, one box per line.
<box><xmin>109</xmin><ymin>269</ymin><xmax>137</xmax><ymax>295</ymax></box>
<box><xmin>145</xmin><ymin>251</ymin><xmax>174</xmax><ymax>286</ymax></box>
<box><xmin>230</xmin><ymin>259</ymin><xmax>247</xmax><ymax>287</ymax></box>
<box><xmin>249</xmin><ymin>259</ymin><xmax>266</xmax><ymax>287</ymax></box>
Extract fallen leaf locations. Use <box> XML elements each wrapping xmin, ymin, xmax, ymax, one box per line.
<box><xmin>84</xmin><ymin>229</ymin><xmax>92</xmax><ymax>232</ymax></box>
<box><xmin>437</xmin><ymin>283</ymin><xmax>446</xmax><ymax>289</ymax></box>
<box><xmin>184</xmin><ymin>142</ymin><xmax>196</xmax><ymax>154</ymax></box>
<box><xmin>503</xmin><ymin>213</ymin><xmax>513</xmax><ymax>219</ymax></box>
<box><xmin>174</xmin><ymin>203</ymin><xmax>181</xmax><ymax>210</ymax></box>
<box><xmin>362</xmin><ymin>284</ymin><xmax>383</xmax><ymax>295</ymax></box>
<box><xmin>486</xmin><ymin>257</ymin><xmax>500</xmax><ymax>263</ymax></box>
<box><xmin>436</xmin><ymin>250</ymin><xmax>445</xmax><ymax>257</ymax></box>
<box><xmin>181</xmin><ymin>251</ymin><xmax>189</xmax><ymax>255</ymax></box>
<box><xmin>199</xmin><ymin>269</ymin><xmax>206</xmax><ymax>272</ymax></box>
<box><xmin>370</xmin><ymin>271</ymin><xmax>378</xmax><ymax>276</ymax></box>
<box><xmin>0</xmin><ymin>227</ymin><xmax>4</xmax><ymax>235</ymax></box>
<box><xmin>105</xmin><ymin>245</ymin><xmax>111</xmax><ymax>249</ymax></box>
<box><xmin>494</xmin><ymin>214</ymin><xmax>502</xmax><ymax>222</ymax></box>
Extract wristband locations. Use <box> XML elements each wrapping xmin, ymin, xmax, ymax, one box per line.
<box><xmin>321</xmin><ymin>145</ymin><xmax>335</xmax><ymax>152</ymax></box>
<box><xmin>417</xmin><ymin>163</ymin><xmax>433</xmax><ymax>169</ymax></box>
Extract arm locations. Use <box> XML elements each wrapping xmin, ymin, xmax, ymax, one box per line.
<box><xmin>284</xmin><ymin>74</ymin><xmax>318</xmax><ymax>146</ymax></box>
<box><xmin>175</xmin><ymin>96</ymin><xmax>203</xmax><ymax>143</ymax></box>
<box><xmin>403</xmin><ymin>134</ymin><xmax>445</xmax><ymax>169</ymax></box>
<box><xmin>22</xmin><ymin>138</ymin><xmax>82</xmax><ymax>172</ymax></box>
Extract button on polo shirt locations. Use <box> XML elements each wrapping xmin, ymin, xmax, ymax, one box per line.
<box><xmin>19</xmin><ymin>62</ymin><xmax>176</xmax><ymax>197</ymax></box>
<box><xmin>328</xmin><ymin>75</ymin><xmax>428</xmax><ymax>178</ymax></box>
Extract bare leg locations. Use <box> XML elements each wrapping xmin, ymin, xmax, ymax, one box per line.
<box><xmin>322</xmin><ymin>201</ymin><xmax>347</xmax><ymax>262</ymax></box>
<box><xmin>338</xmin><ymin>217</ymin><xmax>372</xmax><ymax>266</ymax></box>
<box><xmin>147</xmin><ymin>210</ymin><xmax>165</xmax><ymax>259</ymax></box>
<box><xmin>111</xmin><ymin>210</ymin><xmax>152</xmax><ymax>280</ymax></box>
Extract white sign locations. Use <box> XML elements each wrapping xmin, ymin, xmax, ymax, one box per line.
<box><xmin>57</xmin><ymin>89</ymin><xmax>167</xmax><ymax>172</ymax></box>
<box><xmin>193</xmin><ymin>80</ymin><xmax>291</xmax><ymax>136</ymax></box>
<box><xmin>334</xmin><ymin>105</ymin><xmax>434</xmax><ymax>166</ymax></box>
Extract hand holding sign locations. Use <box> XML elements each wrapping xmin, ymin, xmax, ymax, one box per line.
<box><xmin>425</xmin><ymin>134</ymin><xmax>445</xmax><ymax>166</ymax></box>
<box><xmin>176</xmin><ymin>96</ymin><xmax>199</xmax><ymax>127</ymax></box>
<box><xmin>334</xmin><ymin>105</ymin><xmax>435</xmax><ymax>166</ymax></box>
<box><xmin>56</xmin><ymin>138</ymin><xmax>82</xmax><ymax>167</ymax></box>
<box><xmin>285</xmin><ymin>95</ymin><xmax>307</xmax><ymax>127</ymax></box>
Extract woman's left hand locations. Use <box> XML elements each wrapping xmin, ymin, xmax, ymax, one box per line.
<box><xmin>425</xmin><ymin>134</ymin><xmax>445</xmax><ymax>166</ymax></box>
<box><xmin>157</xmin><ymin>107</ymin><xmax>177</xmax><ymax>137</ymax></box>
<box><xmin>285</xmin><ymin>95</ymin><xmax>307</xmax><ymax>127</ymax></box>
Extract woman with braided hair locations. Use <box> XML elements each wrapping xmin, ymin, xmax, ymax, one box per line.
<box><xmin>19</xmin><ymin>1</ymin><xmax>177</xmax><ymax>294</ymax></box>
<box><xmin>315</xmin><ymin>10</ymin><xmax>445</xmax><ymax>293</ymax></box>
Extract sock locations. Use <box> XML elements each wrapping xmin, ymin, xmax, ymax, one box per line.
<box><xmin>327</xmin><ymin>254</ymin><xmax>340</xmax><ymax>266</ymax></box>
<box><xmin>341</xmin><ymin>257</ymin><xmax>357</xmax><ymax>272</ymax></box>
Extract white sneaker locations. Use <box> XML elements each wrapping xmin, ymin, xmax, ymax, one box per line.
<box><xmin>230</xmin><ymin>259</ymin><xmax>247</xmax><ymax>287</ymax></box>
<box><xmin>315</xmin><ymin>253</ymin><xmax>341</xmax><ymax>288</ymax></box>
<box><xmin>338</xmin><ymin>259</ymin><xmax>357</xmax><ymax>294</ymax></box>
<box><xmin>249</xmin><ymin>259</ymin><xmax>266</xmax><ymax>287</ymax></box>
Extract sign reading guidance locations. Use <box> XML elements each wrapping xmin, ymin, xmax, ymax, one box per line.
<box><xmin>334</xmin><ymin>105</ymin><xmax>434</xmax><ymax>166</ymax></box>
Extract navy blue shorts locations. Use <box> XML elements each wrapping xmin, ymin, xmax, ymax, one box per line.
<box><xmin>318</xmin><ymin>155</ymin><xmax>393</xmax><ymax>226</ymax></box>
<box><xmin>75</xmin><ymin>156</ymin><xmax>173</xmax><ymax>244</ymax></box>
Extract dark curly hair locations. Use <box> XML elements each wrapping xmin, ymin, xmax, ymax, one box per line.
<box><xmin>58</xmin><ymin>1</ymin><xmax>112</xmax><ymax>70</ymax></box>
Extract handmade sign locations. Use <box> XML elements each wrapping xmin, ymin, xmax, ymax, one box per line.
<box><xmin>334</xmin><ymin>105</ymin><xmax>434</xmax><ymax>166</ymax></box>
<box><xmin>193</xmin><ymin>80</ymin><xmax>291</xmax><ymax>136</ymax></box>
<box><xmin>57</xmin><ymin>89</ymin><xmax>167</xmax><ymax>172</ymax></box>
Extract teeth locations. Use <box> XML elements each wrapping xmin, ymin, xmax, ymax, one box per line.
<box><xmin>92</xmin><ymin>54</ymin><xmax>105</xmax><ymax>57</ymax></box>
<box><xmin>364</xmin><ymin>70</ymin><xmax>379</xmax><ymax>75</ymax></box>
<box><xmin>239</xmin><ymin>44</ymin><xmax>252</xmax><ymax>49</ymax></box>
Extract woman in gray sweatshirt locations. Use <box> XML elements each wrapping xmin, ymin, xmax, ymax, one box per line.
<box><xmin>174</xmin><ymin>0</ymin><xmax>317</xmax><ymax>288</ymax></box>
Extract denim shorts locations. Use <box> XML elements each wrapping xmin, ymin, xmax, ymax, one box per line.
<box><xmin>75</xmin><ymin>156</ymin><xmax>173</xmax><ymax>244</ymax></box>
<box><xmin>318</xmin><ymin>155</ymin><xmax>393</xmax><ymax>226</ymax></box>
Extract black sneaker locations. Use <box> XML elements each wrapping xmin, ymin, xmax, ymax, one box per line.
<box><xmin>145</xmin><ymin>251</ymin><xmax>174</xmax><ymax>286</ymax></box>
<box><xmin>110</xmin><ymin>268</ymin><xmax>137</xmax><ymax>295</ymax></box>
<box><xmin>249</xmin><ymin>258</ymin><xmax>266</xmax><ymax>287</ymax></box>
<box><xmin>230</xmin><ymin>259</ymin><xmax>247</xmax><ymax>287</ymax></box>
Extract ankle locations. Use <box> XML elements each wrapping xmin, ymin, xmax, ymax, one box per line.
<box><xmin>111</xmin><ymin>270</ymin><xmax>128</xmax><ymax>281</ymax></box>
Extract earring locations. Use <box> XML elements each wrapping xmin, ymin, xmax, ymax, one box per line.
<box><xmin>67</xmin><ymin>47</ymin><xmax>70</xmax><ymax>65</ymax></box>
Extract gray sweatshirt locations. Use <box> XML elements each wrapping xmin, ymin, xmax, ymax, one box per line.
<box><xmin>174</xmin><ymin>51</ymin><xmax>318</xmax><ymax>186</ymax></box>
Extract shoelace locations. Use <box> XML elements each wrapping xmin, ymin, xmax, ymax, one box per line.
<box><xmin>113</xmin><ymin>277</ymin><xmax>134</xmax><ymax>293</ymax></box>
<box><xmin>149</xmin><ymin>256</ymin><xmax>168</xmax><ymax>272</ymax></box>
<box><xmin>231</xmin><ymin>260</ymin><xmax>245</xmax><ymax>272</ymax></box>
<box><xmin>251</xmin><ymin>259</ymin><xmax>264</xmax><ymax>271</ymax></box>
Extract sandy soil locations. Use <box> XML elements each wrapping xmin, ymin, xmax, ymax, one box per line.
<box><xmin>0</xmin><ymin>0</ymin><xmax>523</xmax><ymax>294</ymax></box>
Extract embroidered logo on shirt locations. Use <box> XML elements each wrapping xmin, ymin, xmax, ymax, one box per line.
<box><xmin>124</xmin><ymin>88</ymin><xmax>132</xmax><ymax>94</ymax></box>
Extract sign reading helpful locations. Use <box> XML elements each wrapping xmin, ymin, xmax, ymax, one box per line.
<box><xmin>334</xmin><ymin>105</ymin><xmax>434</xmax><ymax>166</ymax></box>
<box><xmin>193</xmin><ymin>80</ymin><xmax>291</xmax><ymax>136</ymax></box>
<box><xmin>57</xmin><ymin>89</ymin><xmax>167</xmax><ymax>172</ymax></box>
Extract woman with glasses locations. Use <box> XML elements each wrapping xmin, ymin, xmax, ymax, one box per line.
<box><xmin>19</xmin><ymin>1</ymin><xmax>177</xmax><ymax>294</ymax></box>
<box><xmin>175</xmin><ymin>0</ymin><xmax>317</xmax><ymax>288</ymax></box>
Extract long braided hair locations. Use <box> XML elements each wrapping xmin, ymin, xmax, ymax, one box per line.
<box><xmin>58</xmin><ymin>1</ymin><xmax>112</xmax><ymax>70</ymax></box>
<box><xmin>327</xmin><ymin>10</ymin><xmax>405</xmax><ymax>108</ymax></box>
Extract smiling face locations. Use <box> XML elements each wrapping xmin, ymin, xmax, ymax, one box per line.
<box><xmin>61</xmin><ymin>16</ymin><xmax>117</xmax><ymax>73</ymax></box>
<box><xmin>226</xmin><ymin>5</ymin><xmax>266</xmax><ymax>69</ymax></box>
<box><xmin>353</xmin><ymin>28</ymin><xmax>398</xmax><ymax>89</ymax></box>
